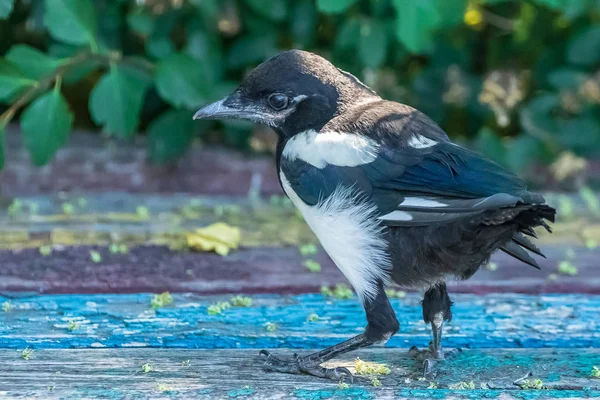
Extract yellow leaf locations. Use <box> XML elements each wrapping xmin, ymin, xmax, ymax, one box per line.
<box><xmin>186</xmin><ymin>222</ymin><xmax>241</xmax><ymax>256</ymax></box>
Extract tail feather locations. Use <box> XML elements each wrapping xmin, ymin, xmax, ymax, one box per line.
<box><xmin>500</xmin><ymin>241</ymin><xmax>541</xmax><ymax>270</ymax></box>
<box><xmin>501</xmin><ymin>202</ymin><xmax>555</xmax><ymax>269</ymax></box>
<box><xmin>515</xmin><ymin>204</ymin><xmax>556</xmax><ymax>233</ymax></box>
<box><xmin>521</xmin><ymin>227</ymin><xmax>538</xmax><ymax>239</ymax></box>
<box><xmin>512</xmin><ymin>232</ymin><xmax>546</xmax><ymax>258</ymax></box>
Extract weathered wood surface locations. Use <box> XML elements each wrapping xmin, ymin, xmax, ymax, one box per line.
<box><xmin>1</xmin><ymin>131</ymin><xmax>599</xmax><ymax>399</ymax></box>
<box><xmin>0</xmin><ymin>293</ymin><xmax>598</xmax><ymax>349</ymax></box>
<box><xmin>0</xmin><ymin>193</ymin><xmax>315</xmax><ymax>249</ymax></box>
<box><xmin>2</xmin><ymin>244</ymin><xmax>600</xmax><ymax>295</ymax></box>
<box><xmin>0</xmin><ymin>348</ymin><xmax>598</xmax><ymax>399</ymax></box>
<box><xmin>0</xmin><ymin>192</ymin><xmax>599</xmax><ymax>295</ymax></box>
<box><xmin>1</xmin><ymin>192</ymin><xmax>597</xmax><ymax>247</ymax></box>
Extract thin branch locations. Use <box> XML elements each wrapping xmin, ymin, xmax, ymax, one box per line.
<box><xmin>125</xmin><ymin>57</ymin><xmax>156</xmax><ymax>73</ymax></box>
<box><xmin>0</xmin><ymin>52</ymin><xmax>155</xmax><ymax>124</ymax></box>
<box><xmin>482</xmin><ymin>9</ymin><xmax>515</xmax><ymax>31</ymax></box>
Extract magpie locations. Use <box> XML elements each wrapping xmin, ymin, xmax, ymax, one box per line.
<box><xmin>194</xmin><ymin>50</ymin><xmax>556</xmax><ymax>381</ymax></box>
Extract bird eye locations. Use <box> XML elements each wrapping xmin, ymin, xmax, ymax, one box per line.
<box><xmin>267</xmin><ymin>93</ymin><xmax>289</xmax><ymax>110</ymax></box>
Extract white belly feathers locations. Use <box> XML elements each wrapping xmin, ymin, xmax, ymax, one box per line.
<box><xmin>280</xmin><ymin>172</ymin><xmax>391</xmax><ymax>304</ymax></box>
<box><xmin>280</xmin><ymin>132</ymin><xmax>391</xmax><ymax>302</ymax></box>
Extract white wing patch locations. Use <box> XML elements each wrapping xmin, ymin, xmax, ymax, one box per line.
<box><xmin>379</xmin><ymin>198</ymin><xmax>446</xmax><ymax>222</ymax></box>
<box><xmin>280</xmin><ymin>172</ymin><xmax>391</xmax><ymax>303</ymax></box>
<box><xmin>400</xmin><ymin>197</ymin><xmax>447</xmax><ymax>208</ymax></box>
<box><xmin>282</xmin><ymin>130</ymin><xmax>379</xmax><ymax>169</ymax></box>
<box><xmin>378</xmin><ymin>210</ymin><xmax>413</xmax><ymax>221</ymax></box>
<box><xmin>408</xmin><ymin>134</ymin><xmax>437</xmax><ymax>149</ymax></box>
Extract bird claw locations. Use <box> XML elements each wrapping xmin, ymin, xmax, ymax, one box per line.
<box><xmin>422</xmin><ymin>358</ymin><xmax>438</xmax><ymax>379</ymax></box>
<box><xmin>408</xmin><ymin>343</ymin><xmax>459</xmax><ymax>361</ymax></box>
<box><xmin>260</xmin><ymin>350</ymin><xmax>356</xmax><ymax>382</ymax></box>
<box><xmin>408</xmin><ymin>345</ymin><xmax>461</xmax><ymax>379</ymax></box>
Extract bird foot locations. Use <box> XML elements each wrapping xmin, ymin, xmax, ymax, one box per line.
<box><xmin>408</xmin><ymin>344</ymin><xmax>460</xmax><ymax>379</ymax></box>
<box><xmin>259</xmin><ymin>350</ymin><xmax>355</xmax><ymax>382</ymax></box>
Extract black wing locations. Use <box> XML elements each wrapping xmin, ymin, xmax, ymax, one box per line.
<box><xmin>281</xmin><ymin>105</ymin><xmax>554</xmax><ymax>268</ymax></box>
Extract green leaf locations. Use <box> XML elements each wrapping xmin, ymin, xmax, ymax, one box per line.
<box><xmin>520</xmin><ymin>94</ymin><xmax>560</xmax><ymax>144</ymax></box>
<box><xmin>334</xmin><ymin>18</ymin><xmax>361</xmax><ymax>51</ymax></box>
<box><xmin>185</xmin><ymin>31</ymin><xmax>223</xmax><ymax>82</ymax></box>
<box><xmin>190</xmin><ymin>0</ymin><xmax>219</xmax><ymax>15</ymax></box>
<box><xmin>506</xmin><ymin>135</ymin><xmax>543</xmax><ymax>173</ymax></box>
<box><xmin>547</xmin><ymin>68</ymin><xmax>589</xmax><ymax>91</ymax></box>
<box><xmin>358</xmin><ymin>20</ymin><xmax>387</xmax><ymax>68</ymax></box>
<box><xmin>317</xmin><ymin>0</ymin><xmax>358</xmax><ymax>13</ymax></box>
<box><xmin>0</xmin><ymin>0</ymin><xmax>14</xmax><ymax>19</ymax></box>
<box><xmin>144</xmin><ymin>11</ymin><xmax>177</xmax><ymax>60</ymax></box>
<box><xmin>155</xmin><ymin>53</ymin><xmax>209</xmax><ymax>109</ymax></box>
<box><xmin>433</xmin><ymin>0</ymin><xmax>467</xmax><ymax>28</ymax></box>
<box><xmin>475</xmin><ymin>127</ymin><xmax>506</xmax><ymax>166</ymax></box>
<box><xmin>556</xmin><ymin>116</ymin><xmax>600</xmax><ymax>154</ymax></box>
<box><xmin>521</xmin><ymin>94</ymin><xmax>600</xmax><ymax>156</ymax></box>
<box><xmin>189</xmin><ymin>0</ymin><xmax>219</xmax><ymax>29</ymax></box>
<box><xmin>48</xmin><ymin>43</ymin><xmax>100</xmax><ymax>84</ymax></box>
<box><xmin>226</xmin><ymin>34</ymin><xmax>277</xmax><ymax>69</ymax></box>
<box><xmin>0</xmin><ymin>120</ymin><xmax>6</xmax><ymax>170</ymax></box>
<box><xmin>392</xmin><ymin>0</ymin><xmax>441</xmax><ymax>53</ymax></box>
<box><xmin>127</xmin><ymin>8</ymin><xmax>154</xmax><ymax>37</ymax></box>
<box><xmin>245</xmin><ymin>0</ymin><xmax>288</xmax><ymax>21</ymax></box>
<box><xmin>146</xmin><ymin>35</ymin><xmax>175</xmax><ymax>60</ymax></box>
<box><xmin>291</xmin><ymin>0</ymin><xmax>317</xmax><ymax>47</ymax></box>
<box><xmin>44</xmin><ymin>0</ymin><xmax>98</xmax><ymax>47</ymax></box>
<box><xmin>5</xmin><ymin>45</ymin><xmax>63</xmax><ymax>80</ymax></box>
<box><xmin>21</xmin><ymin>84</ymin><xmax>74</xmax><ymax>166</ymax></box>
<box><xmin>0</xmin><ymin>136</ymin><xmax>4</xmax><ymax>170</ymax></box>
<box><xmin>147</xmin><ymin>110</ymin><xmax>195</xmax><ymax>164</ymax></box>
<box><xmin>567</xmin><ymin>26</ymin><xmax>600</xmax><ymax>66</ymax></box>
<box><xmin>0</xmin><ymin>61</ymin><xmax>37</xmax><ymax>102</ymax></box>
<box><xmin>533</xmin><ymin>0</ymin><xmax>566</xmax><ymax>9</ymax></box>
<box><xmin>412</xmin><ymin>67</ymin><xmax>446</xmax><ymax>123</ymax></box>
<box><xmin>89</xmin><ymin>65</ymin><xmax>149</xmax><ymax>139</ymax></box>
<box><xmin>533</xmin><ymin>0</ymin><xmax>588</xmax><ymax>19</ymax></box>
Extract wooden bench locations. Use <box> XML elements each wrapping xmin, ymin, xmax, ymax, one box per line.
<box><xmin>0</xmin><ymin>155</ymin><xmax>599</xmax><ymax>398</ymax></box>
<box><xmin>1</xmin><ymin>293</ymin><xmax>599</xmax><ymax>398</ymax></box>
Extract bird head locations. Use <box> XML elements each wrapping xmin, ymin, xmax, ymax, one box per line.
<box><xmin>193</xmin><ymin>50</ymin><xmax>378</xmax><ymax>137</ymax></box>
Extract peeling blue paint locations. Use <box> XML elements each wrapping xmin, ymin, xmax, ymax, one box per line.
<box><xmin>0</xmin><ymin>293</ymin><xmax>598</xmax><ymax>349</ymax></box>
<box><xmin>227</xmin><ymin>388</ymin><xmax>255</xmax><ymax>397</ymax></box>
<box><xmin>511</xmin><ymin>390</ymin><xmax>600</xmax><ymax>399</ymax></box>
<box><xmin>294</xmin><ymin>388</ymin><xmax>374</xmax><ymax>399</ymax></box>
<box><xmin>294</xmin><ymin>389</ymin><xmax>335</xmax><ymax>399</ymax></box>
<box><xmin>396</xmin><ymin>389</ymin><xmax>600</xmax><ymax>399</ymax></box>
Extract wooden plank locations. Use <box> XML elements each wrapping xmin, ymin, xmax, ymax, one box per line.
<box><xmin>0</xmin><ymin>193</ymin><xmax>314</xmax><ymax>249</ymax></box>
<box><xmin>1</xmin><ymin>192</ymin><xmax>599</xmax><ymax>295</ymax></box>
<box><xmin>0</xmin><ymin>244</ymin><xmax>599</xmax><ymax>295</ymax></box>
<box><xmin>0</xmin><ymin>293</ymin><xmax>598</xmax><ymax>349</ymax></box>
<box><xmin>0</xmin><ymin>348</ymin><xmax>598</xmax><ymax>399</ymax></box>
<box><xmin>0</xmin><ymin>193</ymin><xmax>596</xmax><ymax>249</ymax></box>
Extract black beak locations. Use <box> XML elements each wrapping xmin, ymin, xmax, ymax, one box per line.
<box><xmin>193</xmin><ymin>94</ymin><xmax>273</xmax><ymax>124</ymax></box>
<box><xmin>193</xmin><ymin>97</ymin><xmax>241</xmax><ymax>120</ymax></box>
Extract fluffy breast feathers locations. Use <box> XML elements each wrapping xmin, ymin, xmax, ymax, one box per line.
<box><xmin>280</xmin><ymin>171</ymin><xmax>391</xmax><ymax>303</ymax></box>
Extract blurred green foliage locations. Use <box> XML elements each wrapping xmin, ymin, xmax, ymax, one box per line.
<box><xmin>0</xmin><ymin>0</ymin><xmax>599</xmax><ymax>173</ymax></box>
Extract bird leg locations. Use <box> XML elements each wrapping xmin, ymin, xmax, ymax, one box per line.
<box><xmin>409</xmin><ymin>282</ymin><xmax>455</xmax><ymax>378</ymax></box>
<box><xmin>260</xmin><ymin>333</ymin><xmax>372</xmax><ymax>381</ymax></box>
<box><xmin>261</xmin><ymin>282</ymin><xmax>399</xmax><ymax>381</ymax></box>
